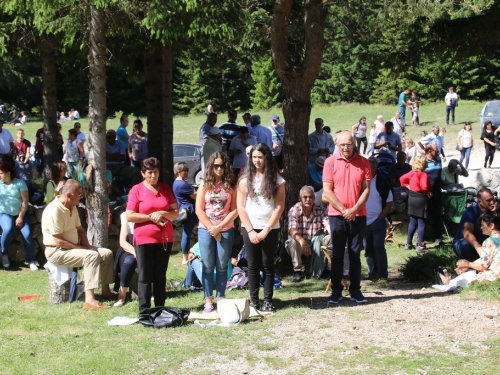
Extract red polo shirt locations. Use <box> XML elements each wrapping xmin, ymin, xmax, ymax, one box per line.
<box><xmin>322</xmin><ymin>152</ymin><xmax>371</xmax><ymax>216</ymax></box>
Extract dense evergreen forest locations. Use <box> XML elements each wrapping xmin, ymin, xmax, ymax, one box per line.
<box><xmin>1</xmin><ymin>1</ymin><xmax>500</xmax><ymax>118</ymax></box>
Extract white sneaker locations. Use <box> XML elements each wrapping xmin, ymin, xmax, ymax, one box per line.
<box><xmin>29</xmin><ymin>262</ymin><xmax>39</xmax><ymax>271</ymax></box>
<box><xmin>2</xmin><ymin>255</ymin><xmax>10</xmax><ymax>268</ymax></box>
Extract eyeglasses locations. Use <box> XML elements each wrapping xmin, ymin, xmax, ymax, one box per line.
<box><xmin>338</xmin><ymin>143</ymin><xmax>354</xmax><ymax>149</ymax></box>
<box><xmin>302</xmin><ymin>196</ymin><xmax>314</xmax><ymax>200</ymax></box>
<box><xmin>213</xmin><ymin>164</ymin><xmax>225</xmax><ymax>169</ymax></box>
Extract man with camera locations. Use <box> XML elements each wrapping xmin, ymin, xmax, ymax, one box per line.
<box><xmin>374</xmin><ymin>121</ymin><xmax>402</xmax><ymax>159</ymax></box>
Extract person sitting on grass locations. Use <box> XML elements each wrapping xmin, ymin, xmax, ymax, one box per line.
<box><xmin>438</xmin><ymin>211</ymin><xmax>500</xmax><ymax>289</ymax></box>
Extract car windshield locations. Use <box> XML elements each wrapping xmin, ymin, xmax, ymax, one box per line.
<box><xmin>484</xmin><ymin>102</ymin><xmax>500</xmax><ymax>117</ymax></box>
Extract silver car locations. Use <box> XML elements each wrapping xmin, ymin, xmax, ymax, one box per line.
<box><xmin>173</xmin><ymin>143</ymin><xmax>202</xmax><ymax>185</ymax></box>
<box><xmin>478</xmin><ymin>100</ymin><xmax>500</xmax><ymax>130</ymax></box>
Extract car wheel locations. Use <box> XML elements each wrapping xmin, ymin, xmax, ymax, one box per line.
<box><xmin>194</xmin><ymin>170</ymin><xmax>203</xmax><ymax>185</ymax></box>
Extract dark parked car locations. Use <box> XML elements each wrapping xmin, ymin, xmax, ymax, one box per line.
<box><xmin>479</xmin><ymin>100</ymin><xmax>500</xmax><ymax>130</ymax></box>
<box><xmin>173</xmin><ymin>143</ymin><xmax>202</xmax><ymax>185</ymax></box>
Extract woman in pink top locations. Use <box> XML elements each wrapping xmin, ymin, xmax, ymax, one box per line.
<box><xmin>126</xmin><ymin>157</ymin><xmax>178</xmax><ymax>312</ymax></box>
<box><xmin>195</xmin><ymin>152</ymin><xmax>237</xmax><ymax>313</ymax></box>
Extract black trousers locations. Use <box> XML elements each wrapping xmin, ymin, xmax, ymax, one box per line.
<box><xmin>135</xmin><ymin>242</ymin><xmax>172</xmax><ymax>312</ymax></box>
<box><xmin>242</xmin><ymin>228</ymin><xmax>278</xmax><ymax>305</ymax></box>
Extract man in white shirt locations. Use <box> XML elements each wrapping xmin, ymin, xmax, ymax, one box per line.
<box><xmin>0</xmin><ymin>120</ymin><xmax>14</xmax><ymax>156</ymax></box>
<box><xmin>390</xmin><ymin>111</ymin><xmax>406</xmax><ymax>139</ymax></box>
<box><xmin>445</xmin><ymin>87</ymin><xmax>458</xmax><ymax>126</ymax></box>
<box><xmin>364</xmin><ymin>157</ymin><xmax>393</xmax><ymax>280</ymax></box>
<box><xmin>229</xmin><ymin>126</ymin><xmax>256</xmax><ymax>176</ymax></box>
<box><xmin>308</xmin><ymin>118</ymin><xmax>334</xmax><ymax>164</ymax></box>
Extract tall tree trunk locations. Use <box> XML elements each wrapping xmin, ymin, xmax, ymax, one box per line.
<box><xmin>40</xmin><ymin>34</ymin><xmax>58</xmax><ymax>180</ymax></box>
<box><xmin>145</xmin><ymin>48</ymin><xmax>163</xmax><ymax>169</ymax></box>
<box><xmin>85</xmin><ymin>2</ymin><xmax>108</xmax><ymax>247</ymax></box>
<box><xmin>271</xmin><ymin>0</ymin><xmax>325</xmax><ymax>249</ymax></box>
<box><xmin>161</xmin><ymin>42</ymin><xmax>174</xmax><ymax>185</ymax></box>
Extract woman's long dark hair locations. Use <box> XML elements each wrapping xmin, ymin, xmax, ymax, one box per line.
<box><xmin>480</xmin><ymin>211</ymin><xmax>500</xmax><ymax>231</ymax></box>
<box><xmin>244</xmin><ymin>143</ymin><xmax>279</xmax><ymax>199</ymax></box>
<box><xmin>50</xmin><ymin>161</ymin><xmax>67</xmax><ymax>184</ymax></box>
<box><xmin>204</xmin><ymin>151</ymin><xmax>235</xmax><ymax>191</ymax></box>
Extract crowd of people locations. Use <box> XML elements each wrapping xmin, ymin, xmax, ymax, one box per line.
<box><xmin>2</xmin><ymin>92</ymin><xmax>500</xmax><ymax>314</ymax></box>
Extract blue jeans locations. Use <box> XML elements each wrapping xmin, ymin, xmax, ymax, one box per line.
<box><xmin>0</xmin><ymin>213</ymin><xmax>35</xmax><ymax>263</ymax></box>
<box><xmin>453</xmin><ymin>238</ymin><xmax>479</xmax><ymax>262</ymax></box>
<box><xmin>367</xmin><ymin>143</ymin><xmax>375</xmax><ymax>155</ymax></box>
<box><xmin>198</xmin><ymin>227</ymin><xmax>234</xmax><ymax>299</ymax></box>
<box><xmin>399</xmin><ymin>105</ymin><xmax>406</xmax><ymax>120</ymax></box>
<box><xmin>460</xmin><ymin>147</ymin><xmax>472</xmax><ymax>169</ymax></box>
<box><xmin>181</xmin><ymin>211</ymin><xmax>198</xmax><ymax>255</ymax></box>
<box><xmin>184</xmin><ymin>258</ymin><xmax>203</xmax><ymax>288</ymax></box>
<box><xmin>329</xmin><ymin>215</ymin><xmax>366</xmax><ymax>292</ymax></box>
<box><xmin>363</xmin><ymin>218</ymin><xmax>388</xmax><ymax>278</ymax></box>
<box><xmin>446</xmin><ymin>106</ymin><xmax>455</xmax><ymax>125</ymax></box>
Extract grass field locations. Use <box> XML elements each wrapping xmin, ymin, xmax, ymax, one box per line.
<box><xmin>14</xmin><ymin>100</ymin><xmax>485</xmax><ymax>149</ymax></box>
<box><xmin>1</xmin><ymin>101</ymin><xmax>498</xmax><ymax>374</ymax></box>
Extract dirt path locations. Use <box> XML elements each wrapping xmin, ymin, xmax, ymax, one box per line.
<box><xmin>181</xmin><ymin>276</ymin><xmax>500</xmax><ymax>374</ymax></box>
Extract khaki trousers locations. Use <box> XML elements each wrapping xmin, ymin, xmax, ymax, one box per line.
<box><xmin>287</xmin><ymin>234</ymin><xmax>331</xmax><ymax>272</ymax></box>
<box><xmin>45</xmin><ymin>246</ymin><xmax>114</xmax><ymax>291</ymax></box>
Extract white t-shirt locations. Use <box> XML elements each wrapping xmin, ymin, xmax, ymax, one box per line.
<box><xmin>458</xmin><ymin>129</ymin><xmax>472</xmax><ymax>148</ymax></box>
<box><xmin>390</xmin><ymin>117</ymin><xmax>406</xmax><ymax>138</ymax></box>
<box><xmin>229</xmin><ymin>135</ymin><xmax>257</xmax><ymax>169</ymax></box>
<box><xmin>77</xmin><ymin>132</ymin><xmax>87</xmax><ymax>158</ymax></box>
<box><xmin>366</xmin><ymin>176</ymin><xmax>393</xmax><ymax>225</ymax></box>
<box><xmin>445</xmin><ymin>92</ymin><xmax>458</xmax><ymax>106</ymax></box>
<box><xmin>369</xmin><ymin>128</ymin><xmax>378</xmax><ymax>143</ymax></box>
<box><xmin>240</xmin><ymin>174</ymin><xmax>285</xmax><ymax>229</ymax></box>
<box><xmin>120</xmin><ymin>212</ymin><xmax>134</xmax><ymax>234</ymax></box>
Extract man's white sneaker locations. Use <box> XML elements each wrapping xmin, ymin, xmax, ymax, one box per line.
<box><xmin>29</xmin><ymin>262</ymin><xmax>39</xmax><ymax>271</ymax></box>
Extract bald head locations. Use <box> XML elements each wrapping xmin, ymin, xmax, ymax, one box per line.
<box><xmin>337</xmin><ymin>131</ymin><xmax>355</xmax><ymax>159</ymax></box>
<box><xmin>61</xmin><ymin>179</ymin><xmax>81</xmax><ymax>195</ymax></box>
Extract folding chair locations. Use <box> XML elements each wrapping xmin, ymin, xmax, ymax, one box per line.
<box><xmin>442</xmin><ymin>190</ymin><xmax>468</xmax><ymax>241</ymax></box>
<box><xmin>321</xmin><ymin>245</ymin><xmax>349</xmax><ymax>294</ymax></box>
<box><xmin>385</xmin><ymin>221</ymin><xmax>403</xmax><ymax>248</ymax></box>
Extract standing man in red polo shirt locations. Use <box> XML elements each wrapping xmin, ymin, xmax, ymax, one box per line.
<box><xmin>323</xmin><ymin>131</ymin><xmax>371</xmax><ymax>304</ymax></box>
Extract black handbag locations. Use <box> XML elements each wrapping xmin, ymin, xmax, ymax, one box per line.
<box><xmin>139</xmin><ymin>306</ymin><xmax>190</xmax><ymax>328</ymax></box>
<box><xmin>172</xmin><ymin>208</ymin><xmax>189</xmax><ymax>227</ymax></box>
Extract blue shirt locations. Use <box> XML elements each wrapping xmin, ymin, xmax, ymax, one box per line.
<box><xmin>398</xmin><ymin>92</ymin><xmax>407</xmax><ymax>107</ymax></box>
<box><xmin>249</xmin><ymin>125</ymin><xmax>273</xmax><ymax>150</ymax></box>
<box><xmin>172</xmin><ymin>179</ymin><xmax>195</xmax><ymax>213</ymax></box>
<box><xmin>106</xmin><ymin>141</ymin><xmax>126</xmax><ymax>165</ymax></box>
<box><xmin>0</xmin><ymin>178</ymin><xmax>27</xmax><ymax>216</ymax></box>
<box><xmin>425</xmin><ymin>157</ymin><xmax>442</xmax><ymax>195</ymax></box>
<box><xmin>420</xmin><ymin>133</ymin><xmax>443</xmax><ymax>151</ymax></box>
<box><xmin>199</xmin><ymin>124</ymin><xmax>215</xmax><ymax>145</ymax></box>
<box><xmin>375</xmin><ymin>131</ymin><xmax>401</xmax><ymax>159</ymax></box>
<box><xmin>308</xmin><ymin>164</ymin><xmax>323</xmax><ymax>186</ymax></box>
<box><xmin>454</xmin><ymin>203</ymin><xmax>488</xmax><ymax>244</ymax></box>
<box><xmin>116</xmin><ymin>125</ymin><xmax>129</xmax><ymax>148</ymax></box>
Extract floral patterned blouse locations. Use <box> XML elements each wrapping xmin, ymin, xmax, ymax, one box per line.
<box><xmin>477</xmin><ymin>233</ymin><xmax>500</xmax><ymax>282</ymax></box>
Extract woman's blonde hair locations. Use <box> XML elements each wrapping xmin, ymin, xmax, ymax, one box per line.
<box><xmin>406</xmin><ymin>138</ymin><xmax>414</xmax><ymax>147</ymax></box>
<box><xmin>412</xmin><ymin>156</ymin><xmax>427</xmax><ymax>172</ymax></box>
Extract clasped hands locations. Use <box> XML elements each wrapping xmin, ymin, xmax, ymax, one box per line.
<box><xmin>208</xmin><ymin>225</ymin><xmax>222</xmax><ymax>241</ymax></box>
<box><xmin>342</xmin><ymin>207</ymin><xmax>356</xmax><ymax>222</ymax></box>
<box><xmin>150</xmin><ymin>211</ymin><xmax>166</xmax><ymax>226</ymax></box>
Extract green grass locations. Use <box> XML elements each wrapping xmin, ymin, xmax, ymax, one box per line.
<box><xmin>18</xmin><ymin>100</ymin><xmax>485</xmax><ymax>147</ymax></box>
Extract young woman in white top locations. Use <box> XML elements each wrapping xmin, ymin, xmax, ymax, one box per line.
<box><xmin>237</xmin><ymin>143</ymin><xmax>285</xmax><ymax>313</ymax></box>
<box><xmin>457</xmin><ymin>122</ymin><xmax>473</xmax><ymax>169</ymax></box>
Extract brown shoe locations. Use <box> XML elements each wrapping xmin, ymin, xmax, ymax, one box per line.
<box><xmin>83</xmin><ymin>302</ymin><xmax>111</xmax><ymax>310</ymax></box>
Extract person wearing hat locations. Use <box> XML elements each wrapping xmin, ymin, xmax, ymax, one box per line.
<box><xmin>308</xmin><ymin>118</ymin><xmax>334</xmax><ymax>164</ymax></box>
<box><xmin>308</xmin><ymin>156</ymin><xmax>325</xmax><ymax>192</ymax></box>
<box><xmin>269</xmin><ymin>115</ymin><xmax>285</xmax><ymax>170</ymax></box>
<box><xmin>286</xmin><ymin>185</ymin><xmax>330</xmax><ymax>282</ymax></box>
<box><xmin>202</xmin><ymin>127</ymin><xmax>222</xmax><ymax>176</ymax></box>
<box><xmin>249</xmin><ymin>114</ymin><xmax>273</xmax><ymax>151</ymax></box>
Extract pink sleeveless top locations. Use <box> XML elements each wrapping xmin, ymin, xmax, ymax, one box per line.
<box><xmin>198</xmin><ymin>182</ymin><xmax>234</xmax><ymax>231</ymax></box>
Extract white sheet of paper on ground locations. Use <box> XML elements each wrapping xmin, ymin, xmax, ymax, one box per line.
<box><xmin>107</xmin><ymin>317</ymin><xmax>139</xmax><ymax>326</ymax></box>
